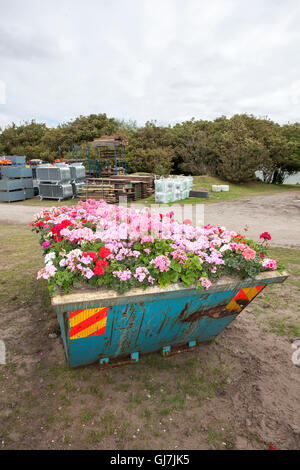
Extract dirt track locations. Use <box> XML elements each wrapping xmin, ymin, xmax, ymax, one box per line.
<box><xmin>204</xmin><ymin>191</ymin><xmax>300</xmax><ymax>248</ymax></box>
<box><xmin>0</xmin><ymin>191</ymin><xmax>299</xmax><ymax>248</ymax></box>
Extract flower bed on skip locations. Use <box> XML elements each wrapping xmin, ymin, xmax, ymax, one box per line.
<box><xmin>30</xmin><ymin>199</ymin><xmax>282</xmax><ymax>296</ymax></box>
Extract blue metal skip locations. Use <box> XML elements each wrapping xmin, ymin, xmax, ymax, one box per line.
<box><xmin>52</xmin><ymin>271</ymin><xmax>288</xmax><ymax>368</ymax></box>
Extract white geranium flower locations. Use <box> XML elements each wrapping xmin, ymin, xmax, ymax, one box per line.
<box><xmin>220</xmin><ymin>244</ymin><xmax>232</xmax><ymax>252</ymax></box>
<box><xmin>44</xmin><ymin>252</ymin><xmax>56</xmax><ymax>264</ymax></box>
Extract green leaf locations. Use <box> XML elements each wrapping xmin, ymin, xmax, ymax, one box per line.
<box><xmin>168</xmin><ymin>270</ymin><xmax>179</xmax><ymax>283</ymax></box>
<box><xmin>170</xmin><ymin>259</ymin><xmax>182</xmax><ymax>273</ymax></box>
<box><xmin>158</xmin><ymin>272</ymin><xmax>171</xmax><ymax>287</ymax></box>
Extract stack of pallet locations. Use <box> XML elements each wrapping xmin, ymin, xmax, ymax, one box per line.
<box><xmin>79</xmin><ymin>179</ymin><xmax>135</xmax><ymax>203</ymax></box>
<box><xmin>111</xmin><ymin>174</ymin><xmax>155</xmax><ymax>199</ymax></box>
<box><xmin>79</xmin><ymin>174</ymin><xmax>155</xmax><ymax>203</ymax></box>
<box><xmin>98</xmin><ymin>166</ymin><xmax>126</xmax><ymax>177</ymax></box>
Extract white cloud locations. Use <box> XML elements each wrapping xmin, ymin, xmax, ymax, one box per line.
<box><xmin>0</xmin><ymin>80</ymin><xmax>5</xmax><ymax>104</ymax></box>
<box><xmin>0</xmin><ymin>0</ymin><xmax>300</xmax><ymax>129</ymax></box>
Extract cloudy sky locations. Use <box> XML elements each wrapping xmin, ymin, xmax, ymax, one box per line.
<box><xmin>0</xmin><ymin>0</ymin><xmax>300</xmax><ymax>129</ymax></box>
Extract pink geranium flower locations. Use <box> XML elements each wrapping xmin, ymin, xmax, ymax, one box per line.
<box><xmin>199</xmin><ymin>277</ymin><xmax>212</xmax><ymax>290</ymax></box>
<box><xmin>262</xmin><ymin>258</ymin><xmax>277</xmax><ymax>270</ymax></box>
<box><xmin>242</xmin><ymin>247</ymin><xmax>256</xmax><ymax>260</ymax></box>
<box><xmin>150</xmin><ymin>255</ymin><xmax>171</xmax><ymax>272</ymax></box>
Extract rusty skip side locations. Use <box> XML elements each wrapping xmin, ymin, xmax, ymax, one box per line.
<box><xmin>52</xmin><ymin>271</ymin><xmax>288</xmax><ymax>368</ymax></box>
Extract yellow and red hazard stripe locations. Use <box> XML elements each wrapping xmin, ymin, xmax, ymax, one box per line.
<box><xmin>226</xmin><ymin>285</ymin><xmax>265</xmax><ymax>313</ymax></box>
<box><xmin>69</xmin><ymin>306</ymin><xmax>108</xmax><ymax>340</ymax></box>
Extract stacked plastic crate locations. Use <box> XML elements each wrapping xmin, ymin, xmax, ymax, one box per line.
<box><xmin>37</xmin><ymin>164</ymin><xmax>73</xmax><ymax>201</ymax></box>
<box><xmin>155</xmin><ymin>176</ymin><xmax>193</xmax><ymax>203</ymax></box>
<box><xmin>69</xmin><ymin>163</ymin><xmax>86</xmax><ymax>197</ymax></box>
<box><xmin>0</xmin><ymin>156</ymin><xmax>34</xmax><ymax>202</ymax></box>
<box><xmin>28</xmin><ymin>159</ymin><xmax>45</xmax><ymax>195</ymax></box>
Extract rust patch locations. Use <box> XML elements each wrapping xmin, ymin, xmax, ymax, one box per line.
<box><xmin>122</xmin><ymin>305</ymin><xmax>129</xmax><ymax>317</ymax></box>
<box><xmin>181</xmin><ymin>301</ymin><xmax>249</xmax><ymax>323</ymax></box>
<box><xmin>98</xmin><ymin>353</ymin><xmax>135</xmax><ymax>369</ymax></box>
<box><xmin>168</xmin><ymin>342</ymin><xmax>197</xmax><ymax>355</ymax></box>
<box><xmin>136</xmin><ymin>308</ymin><xmax>146</xmax><ymax>343</ymax></box>
<box><xmin>157</xmin><ymin>317</ymin><xmax>167</xmax><ymax>335</ymax></box>
<box><xmin>108</xmin><ymin>310</ymin><xmax>115</xmax><ymax>346</ymax></box>
<box><xmin>63</xmin><ymin>311</ymin><xmax>70</xmax><ymax>358</ymax></box>
<box><xmin>178</xmin><ymin>301</ymin><xmax>193</xmax><ymax>320</ymax></box>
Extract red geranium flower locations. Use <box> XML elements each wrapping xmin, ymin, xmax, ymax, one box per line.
<box><xmin>269</xmin><ymin>445</ymin><xmax>277</xmax><ymax>450</ymax></box>
<box><xmin>98</xmin><ymin>247</ymin><xmax>112</xmax><ymax>258</ymax></box>
<box><xmin>82</xmin><ymin>251</ymin><xmax>97</xmax><ymax>261</ymax></box>
<box><xmin>260</xmin><ymin>232</ymin><xmax>271</xmax><ymax>240</ymax></box>
<box><xmin>50</xmin><ymin>220</ymin><xmax>73</xmax><ymax>237</ymax></box>
<box><xmin>94</xmin><ymin>258</ymin><xmax>108</xmax><ymax>275</ymax></box>
<box><xmin>235</xmin><ymin>234</ymin><xmax>245</xmax><ymax>240</ymax></box>
<box><xmin>94</xmin><ymin>265</ymin><xmax>105</xmax><ymax>275</ymax></box>
<box><xmin>60</xmin><ymin>219</ymin><xmax>72</xmax><ymax>229</ymax></box>
<box><xmin>95</xmin><ymin>258</ymin><xmax>108</xmax><ymax>269</ymax></box>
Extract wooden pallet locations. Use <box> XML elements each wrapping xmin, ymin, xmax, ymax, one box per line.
<box><xmin>80</xmin><ymin>174</ymin><xmax>155</xmax><ymax>203</ymax></box>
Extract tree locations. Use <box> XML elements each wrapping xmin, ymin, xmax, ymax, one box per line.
<box><xmin>171</xmin><ymin>120</ymin><xmax>216</xmax><ymax>175</ymax></box>
<box><xmin>41</xmin><ymin>113</ymin><xmax>121</xmax><ymax>161</ymax></box>
<box><xmin>126</xmin><ymin>121</ymin><xmax>174</xmax><ymax>175</ymax></box>
<box><xmin>128</xmin><ymin>146</ymin><xmax>173</xmax><ymax>175</ymax></box>
<box><xmin>0</xmin><ymin>120</ymin><xmax>48</xmax><ymax>160</ymax></box>
<box><xmin>215</xmin><ymin>115</ymin><xmax>267</xmax><ymax>183</ymax></box>
<box><xmin>234</xmin><ymin>114</ymin><xmax>299</xmax><ymax>184</ymax></box>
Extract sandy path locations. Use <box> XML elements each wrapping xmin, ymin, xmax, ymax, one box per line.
<box><xmin>204</xmin><ymin>191</ymin><xmax>300</xmax><ymax>248</ymax></box>
<box><xmin>0</xmin><ymin>191</ymin><xmax>299</xmax><ymax>248</ymax></box>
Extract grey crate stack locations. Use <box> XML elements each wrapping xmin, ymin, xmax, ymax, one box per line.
<box><xmin>69</xmin><ymin>163</ymin><xmax>85</xmax><ymax>196</ymax></box>
<box><xmin>37</xmin><ymin>163</ymin><xmax>85</xmax><ymax>201</ymax></box>
<box><xmin>0</xmin><ymin>156</ymin><xmax>34</xmax><ymax>202</ymax></box>
<box><xmin>28</xmin><ymin>159</ymin><xmax>45</xmax><ymax>195</ymax></box>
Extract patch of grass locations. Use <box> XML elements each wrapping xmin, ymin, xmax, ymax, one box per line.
<box><xmin>139</xmin><ymin>408</ymin><xmax>151</xmax><ymax>420</ymax></box>
<box><xmin>128</xmin><ymin>391</ymin><xmax>144</xmax><ymax>406</ymax></box>
<box><xmin>59</xmin><ymin>393</ymin><xmax>72</xmax><ymax>407</ymax></box>
<box><xmin>88</xmin><ymin>429</ymin><xmax>102</xmax><ymax>443</ymax></box>
<box><xmin>100</xmin><ymin>412</ymin><xmax>115</xmax><ymax>436</ymax></box>
<box><xmin>87</xmin><ymin>385</ymin><xmax>104</xmax><ymax>398</ymax></box>
<box><xmin>0</xmin><ymin>197</ymin><xmax>80</xmax><ymax>207</ymax></box>
<box><xmin>264</xmin><ymin>317</ymin><xmax>300</xmax><ymax>338</ymax></box>
<box><xmin>268</xmin><ymin>247</ymin><xmax>300</xmax><ymax>267</ymax></box>
<box><xmin>46</xmin><ymin>415</ymin><xmax>56</xmax><ymax>424</ymax></box>
<box><xmin>206</xmin><ymin>421</ymin><xmax>236</xmax><ymax>450</ymax></box>
<box><xmin>49</xmin><ymin>363</ymin><xmax>70</xmax><ymax>378</ymax></box>
<box><xmin>250</xmin><ymin>432</ymin><xmax>265</xmax><ymax>444</ymax></box>
<box><xmin>116</xmin><ymin>421</ymin><xmax>129</xmax><ymax>439</ymax></box>
<box><xmin>114</xmin><ymin>383</ymin><xmax>131</xmax><ymax>392</ymax></box>
<box><xmin>253</xmin><ymin>247</ymin><xmax>300</xmax><ymax>337</ymax></box>
<box><xmin>141</xmin><ymin>353</ymin><xmax>177</xmax><ymax>370</ymax></box>
<box><xmin>0</xmin><ymin>224</ymin><xmax>51</xmax><ymax>310</ymax></box>
<box><xmin>80</xmin><ymin>411</ymin><xmax>96</xmax><ymax>424</ymax></box>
